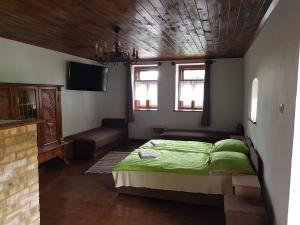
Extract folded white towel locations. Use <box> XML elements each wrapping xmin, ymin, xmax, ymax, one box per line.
<box><xmin>150</xmin><ymin>140</ymin><xmax>166</xmax><ymax>146</ymax></box>
<box><xmin>138</xmin><ymin>149</ymin><xmax>158</xmax><ymax>159</ymax></box>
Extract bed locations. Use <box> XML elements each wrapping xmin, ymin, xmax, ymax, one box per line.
<box><xmin>112</xmin><ymin>138</ymin><xmax>261</xmax><ymax>206</ymax></box>
<box><xmin>68</xmin><ymin>118</ymin><xmax>128</xmax><ymax>158</ymax></box>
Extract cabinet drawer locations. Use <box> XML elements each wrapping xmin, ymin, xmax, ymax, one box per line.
<box><xmin>53</xmin><ymin>148</ymin><xmax>63</xmax><ymax>156</ymax></box>
<box><xmin>44</xmin><ymin>151</ymin><xmax>54</xmax><ymax>161</ymax></box>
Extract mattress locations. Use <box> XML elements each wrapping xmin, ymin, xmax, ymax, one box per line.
<box><xmin>112</xmin><ymin>170</ymin><xmax>233</xmax><ymax>195</ymax></box>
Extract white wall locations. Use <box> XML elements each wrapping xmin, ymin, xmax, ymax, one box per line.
<box><xmin>288</xmin><ymin>45</ymin><xmax>300</xmax><ymax>225</ymax></box>
<box><xmin>102</xmin><ymin>64</ymin><xmax>127</xmax><ymax>119</ymax></box>
<box><xmin>103</xmin><ymin>58</ymin><xmax>244</xmax><ymax>139</ymax></box>
<box><xmin>243</xmin><ymin>0</ymin><xmax>300</xmax><ymax>224</ymax></box>
<box><xmin>0</xmin><ymin>38</ymin><xmax>105</xmax><ymax>137</ymax></box>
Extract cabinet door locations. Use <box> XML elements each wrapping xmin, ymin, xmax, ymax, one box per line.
<box><xmin>38</xmin><ymin>87</ymin><xmax>60</xmax><ymax>148</ymax></box>
<box><xmin>13</xmin><ymin>85</ymin><xmax>39</xmax><ymax>120</ymax></box>
<box><xmin>0</xmin><ymin>85</ymin><xmax>13</xmax><ymax>119</ymax></box>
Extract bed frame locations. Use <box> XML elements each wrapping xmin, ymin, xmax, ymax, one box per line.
<box><xmin>115</xmin><ymin>136</ymin><xmax>263</xmax><ymax>207</ymax></box>
<box><xmin>245</xmin><ymin>136</ymin><xmax>263</xmax><ymax>181</ymax></box>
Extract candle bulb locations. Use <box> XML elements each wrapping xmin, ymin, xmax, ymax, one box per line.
<box><xmin>99</xmin><ymin>47</ymin><xmax>103</xmax><ymax>56</ymax></box>
<box><xmin>133</xmin><ymin>43</ymin><xmax>136</xmax><ymax>57</ymax></box>
<box><xmin>95</xmin><ymin>43</ymin><xmax>99</xmax><ymax>52</ymax></box>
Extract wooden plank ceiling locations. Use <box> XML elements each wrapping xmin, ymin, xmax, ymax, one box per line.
<box><xmin>0</xmin><ymin>0</ymin><xmax>272</xmax><ymax>61</ymax></box>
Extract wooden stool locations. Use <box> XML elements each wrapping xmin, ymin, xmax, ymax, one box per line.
<box><xmin>232</xmin><ymin>175</ymin><xmax>261</xmax><ymax>199</ymax></box>
<box><xmin>224</xmin><ymin>195</ymin><xmax>267</xmax><ymax>225</ymax></box>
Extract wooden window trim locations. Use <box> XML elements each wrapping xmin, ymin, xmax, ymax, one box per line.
<box><xmin>134</xmin><ymin>66</ymin><xmax>158</xmax><ymax>81</ymax></box>
<box><xmin>248</xmin><ymin>116</ymin><xmax>257</xmax><ymax>125</ymax></box>
<box><xmin>178</xmin><ymin>101</ymin><xmax>203</xmax><ymax>110</ymax></box>
<box><xmin>177</xmin><ymin>64</ymin><xmax>205</xmax><ymax>111</ymax></box>
<box><xmin>179</xmin><ymin>64</ymin><xmax>205</xmax><ymax>81</ymax></box>
<box><xmin>174</xmin><ymin>109</ymin><xmax>203</xmax><ymax>112</ymax></box>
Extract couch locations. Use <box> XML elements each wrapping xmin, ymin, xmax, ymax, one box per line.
<box><xmin>68</xmin><ymin>118</ymin><xmax>128</xmax><ymax>159</ymax></box>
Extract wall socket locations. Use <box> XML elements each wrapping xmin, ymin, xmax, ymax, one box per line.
<box><xmin>279</xmin><ymin>104</ymin><xmax>285</xmax><ymax>113</ymax></box>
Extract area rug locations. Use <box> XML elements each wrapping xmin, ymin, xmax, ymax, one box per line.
<box><xmin>85</xmin><ymin>151</ymin><xmax>129</xmax><ymax>174</ymax></box>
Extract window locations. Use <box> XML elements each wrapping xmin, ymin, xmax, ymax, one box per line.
<box><xmin>176</xmin><ymin>64</ymin><xmax>205</xmax><ymax>111</ymax></box>
<box><xmin>250</xmin><ymin>78</ymin><xmax>258</xmax><ymax>123</ymax></box>
<box><xmin>133</xmin><ymin>66</ymin><xmax>158</xmax><ymax>110</ymax></box>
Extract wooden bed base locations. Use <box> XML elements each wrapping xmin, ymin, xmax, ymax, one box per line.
<box><xmin>115</xmin><ymin>136</ymin><xmax>262</xmax><ymax>206</ymax></box>
<box><xmin>116</xmin><ymin>187</ymin><xmax>224</xmax><ymax>207</ymax></box>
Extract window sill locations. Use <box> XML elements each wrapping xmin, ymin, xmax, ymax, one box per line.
<box><xmin>248</xmin><ymin>117</ymin><xmax>257</xmax><ymax>125</ymax></box>
<box><xmin>173</xmin><ymin>109</ymin><xmax>203</xmax><ymax>112</ymax></box>
<box><xmin>134</xmin><ymin>108</ymin><xmax>159</xmax><ymax>111</ymax></box>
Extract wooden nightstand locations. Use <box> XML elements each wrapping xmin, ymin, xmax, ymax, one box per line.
<box><xmin>151</xmin><ymin>125</ymin><xmax>166</xmax><ymax>139</ymax></box>
<box><xmin>224</xmin><ymin>195</ymin><xmax>267</xmax><ymax>225</ymax></box>
<box><xmin>232</xmin><ymin>175</ymin><xmax>261</xmax><ymax>199</ymax></box>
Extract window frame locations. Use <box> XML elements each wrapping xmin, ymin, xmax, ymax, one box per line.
<box><xmin>177</xmin><ymin>64</ymin><xmax>205</xmax><ymax>111</ymax></box>
<box><xmin>133</xmin><ymin>66</ymin><xmax>158</xmax><ymax>111</ymax></box>
<box><xmin>249</xmin><ymin>77</ymin><xmax>258</xmax><ymax>124</ymax></box>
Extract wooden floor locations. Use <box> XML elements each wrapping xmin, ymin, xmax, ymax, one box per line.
<box><xmin>39</xmin><ymin>142</ymin><xmax>225</xmax><ymax>225</ymax></box>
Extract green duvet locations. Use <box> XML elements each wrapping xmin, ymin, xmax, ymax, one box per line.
<box><xmin>113</xmin><ymin>140</ymin><xmax>254</xmax><ymax>175</ymax></box>
<box><xmin>114</xmin><ymin>140</ymin><xmax>211</xmax><ymax>175</ymax></box>
<box><xmin>114</xmin><ymin>149</ymin><xmax>210</xmax><ymax>175</ymax></box>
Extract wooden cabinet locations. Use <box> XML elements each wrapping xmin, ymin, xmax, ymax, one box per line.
<box><xmin>38</xmin><ymin>86</ymin><xmax>62</xmax><ymax>149</ymax></box>
<box><xmin>0</xmin><ymin>84</ymin><xmax>14</xmax><ymax>119</ymax></box>
<box><xmin>0</xmin><ymin>83</ymin><xmax>68</xmax><ymax>164</ymax></box>
<box><xmin>14</xmin><ymin>85</ymin><xmax>39</xmax><ymax>120</ymax></box>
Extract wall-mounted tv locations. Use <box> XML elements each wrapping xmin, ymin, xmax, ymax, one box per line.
<box><xmin>67</xmin><ymin>62</ymin><xmax>108</xmax><ymax>92</ymax></box>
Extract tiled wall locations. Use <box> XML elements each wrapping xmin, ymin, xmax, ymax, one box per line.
<box><xmin>0</xmin><ymin>123</ymin><xmax>40</xmax><ymax>225</ymax></box>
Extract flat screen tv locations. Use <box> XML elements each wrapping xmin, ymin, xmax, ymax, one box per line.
<box><xmin>67</xmin><ymin>62</ymin><xmax>108</xmax><ymax>91</ymax></box>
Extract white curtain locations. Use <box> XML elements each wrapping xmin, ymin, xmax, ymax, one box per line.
<box><xmin>135</xmin><ymin>81</ymin><xmax>157</xmax><ymax>106</ymax></box>
<box><xmin>179</xmin><ymin>80</ymin><xmax>204</xmax><ymax>107</ymax></box>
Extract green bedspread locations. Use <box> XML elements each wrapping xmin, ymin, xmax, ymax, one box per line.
<box><xmin>114</xmin><ymin>149</ymin><xmax>210</xmax><ymax>175</ymax></box>
<box><xmin>114</xmin><ymin>140</ymin><xmax>211</xmax><ymax>175</ymax></box>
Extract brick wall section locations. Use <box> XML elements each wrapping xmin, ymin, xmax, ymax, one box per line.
<box><xmin>0</xmin><ymin>123</ymin><xmax>40</xmax><ymax>225</ymax></box>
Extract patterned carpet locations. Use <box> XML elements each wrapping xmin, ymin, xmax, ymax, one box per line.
<box><xmin>85</xmin><ymin>151</ymin><xmax>129</xmax><ymax>174</ymax></box>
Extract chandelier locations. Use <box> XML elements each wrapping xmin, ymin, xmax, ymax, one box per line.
<box><xmin>95</xmin><ymin>25</ymin><xmax>139</xmax><ymax>65</ymax></box>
